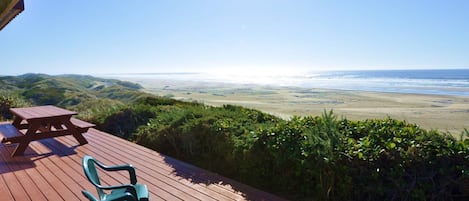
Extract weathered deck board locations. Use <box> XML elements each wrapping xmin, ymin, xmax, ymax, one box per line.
<box><xmin>0</xmin><ymin>124</ymin><xmax>287</xmax><ymax>201</ymax></box>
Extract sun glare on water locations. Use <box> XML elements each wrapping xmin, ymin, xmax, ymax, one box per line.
<box><xmin>205</xmin><ymin>67</ymin><xmax>308</xmax><ymax>85</ymax></box>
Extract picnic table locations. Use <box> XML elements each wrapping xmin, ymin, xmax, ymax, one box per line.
<box><xmin>0</xmin><ymin>105</ymin><xmax>95</xmax><ymax>156</ymax></box>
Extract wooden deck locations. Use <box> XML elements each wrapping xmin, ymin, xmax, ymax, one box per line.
<box><xmin>0</xmin><ymin>123</ymin><xmax>287</xmax><ymax>201</ymax></box>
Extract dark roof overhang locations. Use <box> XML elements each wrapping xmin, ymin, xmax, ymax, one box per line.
<box><xmin>0</xmin><ymin>0</ymin><xmax>24</xmax><ymax>31</ymax></box>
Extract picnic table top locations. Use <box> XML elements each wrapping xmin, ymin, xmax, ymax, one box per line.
<box><xmin>0</xmin><ymin>123</ymin><xmax>287</xmax><ymax>201</ymax></box>
<box><xmin>10</xmin><ymin>105</ymin><xmax>77</xmax><ymax>120</ymax></box>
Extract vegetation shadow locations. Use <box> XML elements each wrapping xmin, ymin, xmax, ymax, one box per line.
<box><xmin>161</xmin><ymin>155</ymin><xmax>287</xmax><ymax>201</ymax></box>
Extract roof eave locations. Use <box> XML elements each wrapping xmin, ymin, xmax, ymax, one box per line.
<box><xmin>0</xmin><ymin>0</ymin><xmax>24</xmax><ymax>31</ymax></box>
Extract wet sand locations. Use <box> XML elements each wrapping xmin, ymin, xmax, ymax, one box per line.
<box><xmin>120</xmin><ymin>77</ymin><xmax>469</xmax><ymax>135</ymax></box>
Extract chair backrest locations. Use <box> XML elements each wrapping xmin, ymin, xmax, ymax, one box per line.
<box><xmin>82</xmin><ymin>155</ymin><xmax>105</xmax><ymax>199</ymax></box>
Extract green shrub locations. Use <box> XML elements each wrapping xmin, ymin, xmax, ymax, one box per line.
<box><xmin>0</xmin><ymin>93</ymin><xmax>31</xmax><ymax>120</ymax></box>
<box><xmin>93</xmin><ymin>104</ymin><xmax>158</xmax><ymax>139</ymax></box>
<box><xmin>248</xmin><ymin>111</ymin><xmax>350</xmax><ymax>200</ymax></box>
<box><xmin>134</xmin><ymin>108</ymin><xmax>469</xmax><ymax>201</ymax></box>
<box><xmin>135</xmin><ymin>95</ymin><xmax>176</xmax><ymax>106</ymax></box>
<box><xmin>339</xmin><ymin>118</ymin><xmax>469</xmax><ymax>201</ymax></box>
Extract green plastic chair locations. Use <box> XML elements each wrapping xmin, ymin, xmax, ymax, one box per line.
<box><xmin>81</xmin><ymin>155</ymin><xmax>149</xmax><ymax>201</ymax></box>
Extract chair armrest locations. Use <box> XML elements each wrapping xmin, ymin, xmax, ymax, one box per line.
<box><xmin>94</xmin><ymin>161</ymin><xmax>138</xmax><ymax>184</ymax></box>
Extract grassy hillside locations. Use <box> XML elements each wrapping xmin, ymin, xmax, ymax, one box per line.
<box><xmin>0</xmin><ymin>74</ymin><xmax>146</xmax><ymax>127</ymax></box>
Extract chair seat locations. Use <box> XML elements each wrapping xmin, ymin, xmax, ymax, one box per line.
<box><xmin>104</xmin><ymin>184</ymin><xmax>148</xmax><ymax>201</ymax></box>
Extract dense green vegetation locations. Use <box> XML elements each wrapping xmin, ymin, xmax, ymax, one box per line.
<box><xmin>1</xmin><ymin>74</ymin><xmax>468</xmax><ymax>200</ymax></box>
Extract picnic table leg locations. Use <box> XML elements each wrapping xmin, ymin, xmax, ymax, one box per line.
<box><xmin>12</xmin><ymin>117</ymin><xmax>23</xmax><ymax>128</ymax></box>
<box><xmin>62</xmin><ymin>120</ymin><xmax>88</xmax><ymax>145</ymax></box>
<box><xmin>12</xmin><ymin>122</ymin><xmax>40</xmax><ymax>156</ymax></box>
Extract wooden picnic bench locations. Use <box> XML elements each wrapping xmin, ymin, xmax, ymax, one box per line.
<box><xmin>0</xmin><ymin>105</ymin><xmax>95</xmax><ymax>156</ymax></box>
<box><xmin>0</xmin><ymin>123</ymin><xmax>23</xmax><ymax>141</ymax></box>
<box><xmin>70</xmin><ymin>117</ymin><xmax>95</xmax><ymax>133</ymax></box>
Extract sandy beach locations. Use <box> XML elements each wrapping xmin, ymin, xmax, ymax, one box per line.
<box><xmin>118</xmin><ymin>77</ymin><xmax>469</xmax><ymax>135</ymax></box>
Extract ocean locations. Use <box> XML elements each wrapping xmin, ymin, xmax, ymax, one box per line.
<box><xmin>300</xmin><ymin>69</ymin><xmax>469</xmax><ymax>97</ymax></box>
<box><xmin>106</xmin><ymin>69</ymin><xmax>469</xmax><ymax>97</ymax></box>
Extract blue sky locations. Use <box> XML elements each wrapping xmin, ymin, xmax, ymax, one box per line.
<box><xmin>1</xmin><ymin>0</ymin><xmax>468</xmax><ymax>75</ymax></box>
